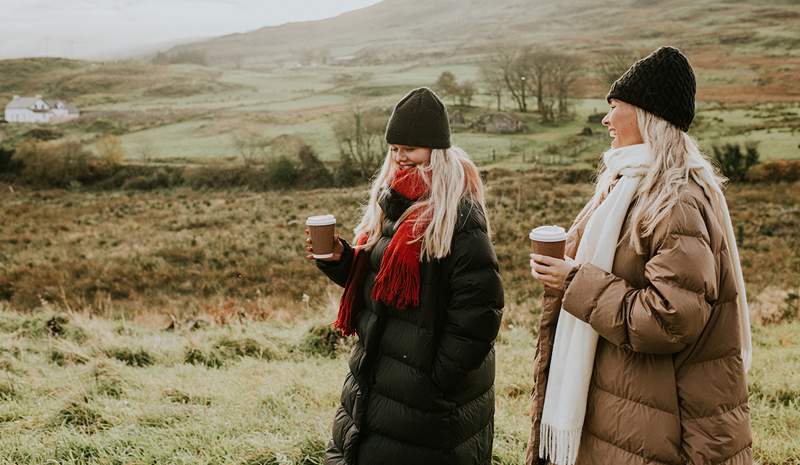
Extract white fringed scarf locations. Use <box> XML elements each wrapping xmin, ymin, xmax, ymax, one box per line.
<box><xmin>538</xmin><ymin>143</ymin><xmax>752</xmax><ymax>465</ymax></box>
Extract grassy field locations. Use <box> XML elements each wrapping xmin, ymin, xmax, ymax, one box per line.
<box><xmin>1</xmin><ymin>309</ymin><xmax>796</xmax><ymax>465</ymax></box>
<box><xmin>2</xmin><ymin>58</ymin><xmax>799</xmax><ymax>165</ymax></box>
<box><xmin>1</xmin><ymin>168</ymin><xmax>799</xmax><ymax>464</ymax></box>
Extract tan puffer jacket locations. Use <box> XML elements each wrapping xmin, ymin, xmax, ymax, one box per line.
<box><xmin>526</xmin><ymin>180</ymin><xmax>752</xmax><ymax>465</ymax></box>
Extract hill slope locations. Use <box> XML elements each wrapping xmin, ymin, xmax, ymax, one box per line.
<box><xmin>174</xmin><ymin>0</ymin><xmax>800</xmax><ymax>66</ymax></box>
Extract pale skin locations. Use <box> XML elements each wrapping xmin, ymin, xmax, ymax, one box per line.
<box><xmin>531</xmin><ymin>99</ymin><xmax>642</xmax><ymax>291</ymax></box>
<box><xmin>304</xmin><ymin>144</ymin><xmax>432</xmax><ymax>262</ymax></box>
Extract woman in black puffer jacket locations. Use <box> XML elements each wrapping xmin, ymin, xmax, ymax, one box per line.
<box><xmin>305</xmin><ymin>88</ymin><xmax>504</xmax><ymax>465</ymax></box>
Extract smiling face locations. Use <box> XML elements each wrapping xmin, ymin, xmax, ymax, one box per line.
<box><xmin>602</xmin><ymin>99</ymin><xmax>644</xmax><ymax>148</ymax></box>
<box><xmin>390</xmin><ymin>144</ymin><xmax>432</xmax><ymax>170</ymax></box>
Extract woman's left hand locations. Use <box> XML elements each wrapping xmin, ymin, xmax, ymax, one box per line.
<box><xmin>530</xmin><ymin>254</ymin><xmax>577</xmax><ymax>292</ymax></box>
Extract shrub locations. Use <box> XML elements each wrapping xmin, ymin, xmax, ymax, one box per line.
<box><xmin>746</xmin><ymin>159</ymin><xmax>800</xmax><ymax>183</ymax></box>
<box><xmin>300</xmin><ymin>324</ymin><xmax>347</xmax><ymax>358</ymax></box>
<box><xmin>712</xmin><ymin>142</ymin><xmax>760</xmax><ymax>182</ymax></box>
<box><xmin>14</xmin><ymin>139</ymin><xmax>116</xmax><ymax>187</ymax></box>
<box><xmin>95</xmin><ymin>134</ymin><xmax>125</xmax><ymax>167</ymax></box>
<box><xmin>334</xmin><ymin>151</ymin><xmax>364</xmax><ymax>187</ymax></box>
<box><xmin>266</xmin><ymin>156</ymin><xmax>299</xmax><ymax>189</ymax></box>
<box><xmin>297</xmin><ymin>144</ymin><xmax>333</xmax><ymax>188</ymax></box>
<box><xmin>21</xmin><ymin>127</ymin><xmax>63</xmax><ymax>141</ymax></box>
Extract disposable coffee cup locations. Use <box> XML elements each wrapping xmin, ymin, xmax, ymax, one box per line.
<box><xmin>530</xmin><ymin>225</ymin><xmax>567</xmax><ymax>296</ymax></box>
<box><xmin>529</xmin><ymin>225</ymin><xmax>567</xmax><ymax>259</ymax></box>
<box><xmin>306</xmin><ymin>214</ymin><xmax>337</xmax><ymax>259</ymax></box>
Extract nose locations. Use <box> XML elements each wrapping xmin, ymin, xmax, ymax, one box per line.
<box><xmin>601</xmin><ymin>112</ymin><xmax>611</xmax><ymax>127</ymax></box>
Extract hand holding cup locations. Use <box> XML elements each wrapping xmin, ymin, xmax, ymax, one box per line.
<box><xmin>529</xmin><ymin>225</ymin><xmax>573</xmax><ymax>294</ymax></box>
<box><xmin>305</xmin><ymin>214</ymin><xmax>344</xmax><ymax>262</ymax></box>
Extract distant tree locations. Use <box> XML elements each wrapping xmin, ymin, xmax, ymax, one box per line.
<box><xmin>333</xmin><ymin>106</ymin><xmax>388</xmax><ymax>180</ymax></box>
<box><xmin>597</xmin><ymin>51</ymin><xmax>638</xmax><ymax>86</ymax></box>
<box><xmin>456</xmin><ymin>80</ymin><xmax>476</xmax><ymax>106</ymax></box>
<box><xmin>435</xmin><ymin>71</ymin><xmax>459</xmax><ymax>104</ymax></box>
<box><xmin>232</xmin><ymin>130</ymin><xmax>270</xmax><ymax>166</ymax></box>
<box><xmin>479</xmin><ymin>61</ymin><xmax>505</xmax><ymax>110</ymax></box>
<box><xmin>486</xmin><ymin>47</ymin><xmax>529</xmax><ymax>112</ymax></box>
<box><xmin>95</xmin><ymin>134</ymin><xmax>125</xmax><ymax>167</ymax></box>
<box><xmin>523</xmin><ymin>48</ymin><xmax>556</xmax><ymax>115</ymax></box>
<box><xmin>136</xmin><ymin>141</ymin><xmax>157</xmax><ymax>163</ymax></box>
<box><xmin>549</xmin><ymin>53</ymin><xmax>582</xmax><ymax>120</ymax></box>
<box><xmin>712</xmin><ymin>142</ymin><xmax>760</xmax><ymax>182</ymax></box>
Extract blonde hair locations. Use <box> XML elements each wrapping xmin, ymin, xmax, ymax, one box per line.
<box><xmin>597</xmin><ymin>108</ymin><xmax>729</xmax><ymax>254</ymax></box>
<box><xmin>353</xmin><ymin>145</ymin><xmax>488</xmax><ymax>260</ymax></box>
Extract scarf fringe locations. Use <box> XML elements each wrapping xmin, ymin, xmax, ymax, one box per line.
<box><xmin>539</xmin><ymin>424</ymin><xmax>582</xmax><ymax>465</ymax></box>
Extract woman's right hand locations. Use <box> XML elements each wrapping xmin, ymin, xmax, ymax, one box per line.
<box><xmin>305</xmin><ymin>228</ymin><xmax>345</xmax><ymax>262</ymax></box>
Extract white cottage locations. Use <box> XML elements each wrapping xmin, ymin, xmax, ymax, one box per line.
<box><xmin>4</xmin><ymin>95</ymin><xmax>80</xmax><ymax>123</ymax></box>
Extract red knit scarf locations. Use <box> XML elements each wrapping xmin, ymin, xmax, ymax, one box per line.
<box><xmin>333</xmin><ymin>168</ymin><xmax>431</xmax><ymax>335</ymax></box>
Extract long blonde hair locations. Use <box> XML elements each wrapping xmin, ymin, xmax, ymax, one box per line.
<box><xmin>596</xmin><ymin>108</ymin><xmax>729</xmax><ymax>254</ymax></box>
<box><xmin>353</xmin><ymin>145</ymin><xmax>488</xmax><ymax>260</ymax></box>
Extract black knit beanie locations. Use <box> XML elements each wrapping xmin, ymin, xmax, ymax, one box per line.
<box><xmin>607</xmin><ymin>46</ymin><xmax>696</xmax><ymax>132</ymax></box>
<box><xmin>385</xmin><ymin>87</ymin><xmax>451</xmax><ymax>149</ymax></box>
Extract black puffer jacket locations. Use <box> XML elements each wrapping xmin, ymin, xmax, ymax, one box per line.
<box><xmin>317</xmin><ymin>188</ymin><xmax>504</xmax><ymax>465</ymax></box>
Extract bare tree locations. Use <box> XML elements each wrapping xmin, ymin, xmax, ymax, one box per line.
<box><xmin>456</xmin><ymin>81</ymin><xmax>476</xmax><ymax>106</ymax></box>
<box><xmin>136</xmin><ymin>141</ymin><xmax>157</xmax><ymax>163</ymax></box>
<box><xmin>597</xmin><ymin>51</ymin><xmax>637</xmax><ymax>86</ymax></box>
<box><xmin>479</xmin><ymin>61</ymin><xmax>505</xmax><ymax>110</ymax></box>
<box><xmin>232</xmin><ymin>130</ymin><xmax>270</xmax><ymax>166</ymax></box>
<box><xmin>487</xmin><ymin>47</ymin><xmax>530</xmax><ymax>112</ymax></box>
<box><xmin>550</xmin><ymin>53</ymin><xmax>582</xmax><ymax>118</ymax></box>
<box><xmin>523</xmin><ymin>48</ymin><xmax>557</xmax><ymax>114</ymax></box>
<box><xmin>333</xmin><ymin>106</ymin><xmax>388</xmax><ymax>179</ymax></box>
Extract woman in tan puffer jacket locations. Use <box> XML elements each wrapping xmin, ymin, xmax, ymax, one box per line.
<box><xmin>526</xmin><ymin>47</ymin><xmax>753</xmax><ymax>465</ymax></box>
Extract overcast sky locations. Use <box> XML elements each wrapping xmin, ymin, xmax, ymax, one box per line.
<box><xmin>0</xmin><ymin>0</ymin><xmax>383</xmax><ymax>59</ymax></box>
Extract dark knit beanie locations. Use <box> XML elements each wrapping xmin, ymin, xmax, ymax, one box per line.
<box><xmin>385</xmin><ymin>87</ymin><xmax>451</xmax><ymax>149</ymax></box>
<box><xmin>607</xmin><ymin>46</ymin><xmax>696</xmax><ymax>132</ymax></box>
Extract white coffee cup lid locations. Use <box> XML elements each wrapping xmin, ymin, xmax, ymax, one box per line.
<box><xmin>306</xmin><ymin>214</ymin><xmax>336</xmax><ymax>226</ymax></box>
<box><xmin>529</xmin><ymin>225</ymin><xmax>566</xmax><ymax>242</ymax></box>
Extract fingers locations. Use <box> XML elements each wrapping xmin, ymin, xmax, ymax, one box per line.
<box><xmin>530</xmin><ymin>253</ymin><xmax>562</xmax><ymax>266</ymax></box>
<box><xmin>530</xmin><ymin>259</ymin><xmax>550</xmax><ymax>275</ymax></box>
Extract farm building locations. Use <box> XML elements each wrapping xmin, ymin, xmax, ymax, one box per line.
<box><xmin>3</xmin><ymin>95</ymin><xmax>79</xmax><ymax>123</ymax></box>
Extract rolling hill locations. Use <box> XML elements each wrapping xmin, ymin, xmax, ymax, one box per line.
<box><xmin>172</xmin><ymin>0</ymin><xmax>800</xmax><ymax>64</ymax></box>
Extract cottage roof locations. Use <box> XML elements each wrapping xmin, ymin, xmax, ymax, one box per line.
<box><xmin>5</xmin><ymin>97</ymin><xmax>43</xmax><ymax>110</ymax></box>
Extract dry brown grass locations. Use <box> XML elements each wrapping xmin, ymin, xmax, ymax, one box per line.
<box><xmin>1</xmin><ymin>170</ymin><xmax>797</xmax><ymax>328</ymax></box>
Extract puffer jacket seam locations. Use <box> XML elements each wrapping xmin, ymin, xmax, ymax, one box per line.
<box><xmin>682</xmin><ymin>401</ymin><xmax>748</xmax><ymax>421</ymax></box>
<box><xmin>711</xmin><ymin>444</ymin><xmax>751</xmax><ymax>465</ymax></box>
<box><xmin>369</xmin><ymin>388</ymin><xmax>451</xmax><ymax>416</ymax></box>
<box><xmin>379</xmin><ymin>351</ymin><xmax>427</xmax><ymax>373</ymax></box>
<box><xmin>650</xmin><ymin>274</ymin><xmax>705</xmax><ymax>296</ymax></box>
<box><xmin>583</xmin><ymin>430</ymin><xmax>680</xmax><ymax>465</ymax></box>
<box><xmin>364</xmin><ymin>420</ymin><xmax>491</xmax><ymax>452</ymax></box>
<box><xmin>592</xmin><ymin>383</ymin><xmax>677</xmax><ymax>416</ymax></box>
<box><xmin>680</xmin><ymin>351</ymin><xmax>739</xmax><ymax>368</ymax></box>
<box><xmin>382</xmin><ymin>316</ymin><xmax>434</xmax><ymax>334</ymax></box>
